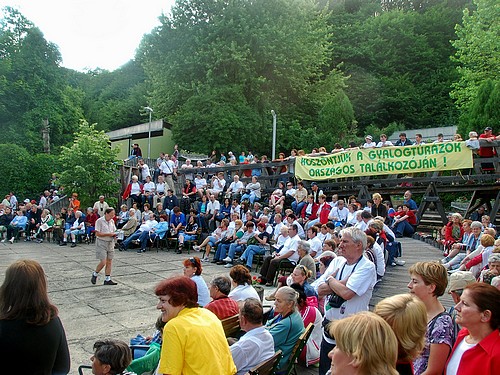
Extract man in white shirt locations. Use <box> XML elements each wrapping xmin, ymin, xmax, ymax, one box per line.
<box><xmin>207</xmin><ymin>171</ymin><xmax>226</xmax><ymax>199</ymax></box>
<box><xmin>258</xmin><ymin>224</ymin><xmax>300</xmax><ymax>286</ymax></box>
<box><xmin>194</xmin><ymin>173</ymin><xmax>208</xmax><ymax>198</ymax></box>
<box><xmin>362</xmin><ymin>135</ymin><xmax>376</xmax><ymax>148</ymax></box>
<box><xmin>226</xmin><ymin>175</ymin><xmax>244</xmax><ymax>200</ymax></box>
<box><xmin>180</xmin><ymin>158</ymin><xmax>194</xmax><ymax>181</ymax></box>
<box><xmin>119</xmin><ymin>212</ymin><xmax>158</xmax><ymax>251</ymax></box>
<box><xmin>307</xmin><ymin>226</ymin><xmax>323</xmax><ymax>258</ymax></box>
<box><xmin>328</xmin><ymin>199</ymin><xmax>349</xmax><ymax>227</ymax></box>
<box><xmin>137</xmin><ymin>159</ymin><xmax>151</xmax><ymax>182</ymax></box>
<box><xmin>160</xmin><ymin>155</ymin><xmax>176</xmax><ymax>192</ymax></box>
<box><xmin>93</xmin><ymin>195</ymin><xmax>110</xmax><ymax>217</ymax></box>
<box><xmin>229</xmin><ymin>299</ymin><xmax>275</xmax><ymax>375</ymax></box>
<box><xmin>206</xmin><ymin>194</ymin><xmax>220</xmax><ymax>232</ymax></box>
<box><xmin>312</xmin><ymin>227</ymin><xmax>376</xmax><ymax>375</ymax></box>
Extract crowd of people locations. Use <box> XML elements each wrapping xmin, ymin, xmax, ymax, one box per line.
<box><xmin>1</xmin><ymin>128</ymin><xmax>500</xmax><ymax>374</ymax></box>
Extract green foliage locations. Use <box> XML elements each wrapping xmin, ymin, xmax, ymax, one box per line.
<box><xmin>0</xmin><ymin>7</ymin><xmax>84</xmax><ymax>152</ymax></box>
<box><xmin>458</xmin><ymin>79</ymin><xmax>500</xmax><ymax>135</ymax></box>
<box><xmin>451</xmin><ymin>0</ymin><xmax>500</xmax><ymax>112</ymax></box>
<box><xmin>58</xmin><ymin>121</ymin><xmax>120</xmax><ymax>207</ymax></box>
<box><xmin>329</xmin><ymin>1</ymin><xmax>464</xmax><ymax>131</ymax></box>
<box><xmin>141</xmin><ymin>0</ymin><xmax>347</xmax><ymax>153</ymax></box>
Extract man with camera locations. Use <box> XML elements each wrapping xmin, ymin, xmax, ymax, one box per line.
<box><xmin>312</xmin><ymin>227</ymin><xmax>376</xmax><ymax>375</ymax></box>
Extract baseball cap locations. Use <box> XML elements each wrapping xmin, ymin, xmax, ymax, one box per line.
<box><xmin>311</xmin><ymin>182</ymin><xmax>318</xmax><ymax>187</ymax></box>
<box><xmin>447</xmin><ymin>271</ymin><xmax>476</xmax><ymax>293</ymax></box>
<box><xmin>365</xmin><ymin>135</ymin><xmax>373</xmax><ymax>141</ymax></box>
<box><xmin>23</xmin><ymin>199</ymin><xmax>30</xmax><ymax>203</ymax></box>
<box><xmin>485</xmin><ymin>127</ymin><xmax>493</xmax><ymax>131</ymax></box>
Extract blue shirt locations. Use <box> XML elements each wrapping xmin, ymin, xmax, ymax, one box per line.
<box><xmin>170</xmin><ymin>212</ymin><xmax>186</xmax><ymax>227</ymax></box>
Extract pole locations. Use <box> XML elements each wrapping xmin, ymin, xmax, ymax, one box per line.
<box><xmin>271</xmin><ymin>110</ymin><xmax>277</xmax><ymax>160</ymax></box>
<box><xmin>144</xmin><ymin>106</ymin><xmax>153</xmax><ymax>160</ymax></box>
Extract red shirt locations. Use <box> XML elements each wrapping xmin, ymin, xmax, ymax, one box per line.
<box><xmin>205</xmin><ymin>296</ymin><xmax>239</xmax><ymax>320</ymax></box>
<box><xmin>478</xmin><ymin>133</ymin><xmax>497</xmax><ymax>157</ymax></box>
<box><xmin>395</xmin><ymin>210</ymin><xmax>417</xmax><ymax>225</ymax></box>
<box><xmin>445</xmin><ymin>328</ymin><xmax>500</xmax><ymax>375</ymax></box>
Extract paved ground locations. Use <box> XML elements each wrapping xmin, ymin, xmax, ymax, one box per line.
<box><xmin>0</xmin><ymin>236</ymin><xmax>453</xmax><ymax>375</ymax></box>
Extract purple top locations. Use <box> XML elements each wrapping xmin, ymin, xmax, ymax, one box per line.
<box><xmin>413</xmin><ymin>312</ymin><xmax>455</xmax><ymax>375</ymax></box>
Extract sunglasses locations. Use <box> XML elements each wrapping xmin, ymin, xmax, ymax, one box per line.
<box><xmin>188</xmin><ymin>257</ymin><xmax>197</xmax><ymax>266</ymax></box>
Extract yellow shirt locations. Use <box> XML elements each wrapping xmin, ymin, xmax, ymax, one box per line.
<box><xmin>158</xmin><ymin>307</ymin><xmax>236</xmax><ymax>375</ymax></box>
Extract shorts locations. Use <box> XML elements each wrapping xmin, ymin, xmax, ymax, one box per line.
<box><xmin>96</xmin><ymin>238</ymin><xmax>115</xmax><ymax>261</ymax></box>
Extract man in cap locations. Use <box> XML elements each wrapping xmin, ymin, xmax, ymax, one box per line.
<box><xmin>362</xmin><ymin>135</ymin><xmax>376</xmax><ymax>148</ymax></box>
<box><xmin>447</xmin><ymin>270</ymin><xmax>476</xmax><ymax>304</ymax></box>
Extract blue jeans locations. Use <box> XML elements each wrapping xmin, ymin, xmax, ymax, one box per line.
<box><xmin>241</xmin><ymin>192</ymin><xmax>257</xmax><ymax>204</ymax></box>
<box><xmin>241</xmin><ymin>245</ymin><xmax>267</xmax><ymax>267</ymax></box>
<box><xmin>228</xmin><ymin>243</ymin><xmax>244</xmax><ymax>260</ymax></box>
<box><xmin>291</xmin><ymin>201</ymin><xmax>306</xmax><ymax>216</ymax></box>
<box><xmin>138</xmin><ymin>231</ymin><xmax>157</xmax><ymax>249</ymax></box>
<box><xmin>122</xmin><ymin>230</ymin><xmax>143</xmax><ymax>249</ymax></box>
<box><xmin>215</xmin><ymin>243</ymin><xmax>230</xmax><ymax>261</ymax></box>
<box><xmin>395</xmin><ymin>220</ymin><xmax>415</xmax><ymax>237</ymax></box>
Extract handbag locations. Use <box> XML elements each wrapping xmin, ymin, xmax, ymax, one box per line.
<box><xmin>328</xmin><ymin>292</ymin><xmax>346</xmax><ymax>308</ymax></box>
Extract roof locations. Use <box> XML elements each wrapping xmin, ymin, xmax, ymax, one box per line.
<box><xmin>106</xmin><ymin>119</ymin><xmax>171</xmax><ymax>141</ymax></box>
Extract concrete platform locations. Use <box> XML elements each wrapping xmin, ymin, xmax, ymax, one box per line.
<box><xmin>0</xmin><ymin>237</ymin><xmax>453</xmax><ymax>374</ymax></box>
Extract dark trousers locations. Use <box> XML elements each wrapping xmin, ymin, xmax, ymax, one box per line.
<box><xmin>319</xmin><ymin>336</ymin><xmax>335</xmax><ymax>375</ymax></box>
<box><xmin>259</xmin><ymin>256</ymin><xmax>293</xmax><ymax>283</ymax></box>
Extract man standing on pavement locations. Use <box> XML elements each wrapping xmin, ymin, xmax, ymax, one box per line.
<box><xmin>91</xmin><ymin>208</ymin><xmax>118</xmax><ymax>285</ymax></box>
<box><xmin>312</xmin><ymin>227</ymin><xmax>376</xmax><ymax>375</ymax></box>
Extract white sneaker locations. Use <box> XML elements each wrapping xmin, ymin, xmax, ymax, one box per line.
<box><xmin>9</xmin><ymin>237</ymin><xmax>14</xmax><ymax>244</ymax></box>
<box><xmin>201</xmin><ymin>257</ymin><xmax>210</xmax><ymax>262</ymax></box>
<box><xmin>395</xmin><ymin>259</ymin><xmax>406</xmax><ymax>266</ymax></box>
<box><xmin>222</xmin><ymin>256</ymin><xmax>232</xmax><ymax>263</ymax></box>
<box><xmin>224</xmin><ymin>263</ymin><xmax>234</xmax><ymax>268</ymax></box>
<box><xmin>0</xmin><ymin>239</ymin><xmax>5</xmax><ymax>243</ymax></box>
<box><xmin>193</xmin><ymin>245</ymin><xmax>201</xmax><ymax>252</ymax></box>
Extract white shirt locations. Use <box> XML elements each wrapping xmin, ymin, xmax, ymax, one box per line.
<box><xmin>228</xmin><ymin>284</ymin><xmax>260</xmax><ymax>302</ymax></box>
<box><xmin>313</xmin><ymin>255</ymin><xmax>376</xmax><ymax>343</ymax></box>
<box><xmin>143</xmin><ymin>181</ymin><xmax>155</xmax><ymax>193</ymax></box>
<box><xmin>229</xmin><ymin>181</ymin><xmax>244</xmax><ymax>193</ymax></box>
<box><xmin>376</xmin><ymin>140</ymin><xmax>394</xmax><ymax>147</ymax></box>
<box><xmin>211</xmin><ymin>178</ymin><xmax>226</xmax><ymax>192</ymax></box>
<box><xmin>230</xmin><ymin>326</ymin><xmax>275</xmax><ymax>375</ymax></box>
<box><xmin>160</xmin><ymin>159</ymin><xmax>175</xmax><ymax>174</ymax></box>
<box><xmin>279</xmin><ymin>234</ymin><xmax>300</xmax><ymax>263</ymax></box>
<box><xmin>139</xmin><ymin>164</ymin><xmax>150</xmax><ymax>180</ymax></box>
<box><xmin>181</xmin><ymin>163</ymin><xmax>194</xmax><ymax>181</ymax></box>
<box><xmin>446</xmin><ymin>337</ymin><xmax>476</xmax><ymax>375</ymax></box>
<box><xmin>362</xmin><ymin>141</ymin><xmax>376</xmax><ymax>148</ymax></box>
<box><xmin>308</xmin><ymin>236</ymin><xmax>323</xmax><ymax>257</ymax></box>
<box><xmin>195</xmin><ymin>178</ymin><xmax>207</xmax><ymax>190</ymax></box>
<box><xmin>207</xmin><ymin>200</ymin><xmax>220</xmax><ymax>215</ymax></box>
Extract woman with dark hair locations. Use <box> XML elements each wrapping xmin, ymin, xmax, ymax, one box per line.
<box><xmin>445</xmin><ymin>283</ymin><xmax>500</xmax><ymax>375</ymax></box>
<box><xmin>291</xmin><ymin>284</ymin><xmax>322</xmax><ymax>367</ymax></box>
<box><xmin>0</xmin><ymin>259</ymin><xmax>70</xmax><ymax>374</ymax></box>
<box><xmin>216</xmin><ymin>198</ymin><xmax>232</xmax><ymax>222</ymax></box>
<box><xmin>182</xmin><ymin>257</ymin><xmax>210</xmax><ymax>307</ymax></box>
<box><xmin>91</xmin><ymin>339</ymin><xmax>134</xmax><ymax>375</ymax></box>
<box><xmin>155</xmin><ymin>276</ymin><xmax>236</xmax><ymax>375</ymax></box>
<box><xmin>228</xmin><ymin>265</ymin><xmax>260</xmax><ymax>302</ymax></box>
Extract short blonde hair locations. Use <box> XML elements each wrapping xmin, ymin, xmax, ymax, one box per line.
<box><xmin>374</xmin><ymin>294</ymin><xmax>427</xmax><ymax>361</ymax></box>
<box><xmin>481</xmin><ymin>234</ymin><xmax>495</xmax><ymax>247</ymax></box>
<box><xmin>329</xmin><ymin>311</ymin><xmax>398</xmax><ymax>375</ymax></box>
<box><xmin>408</xmin><ymin>262</ymin><xmax>448</xmax><ymax>297</ymax></box>
<box><xmin>372</xmin><ymin>193</ymin><xmax>382</xmax><ymax>201</ymax></box>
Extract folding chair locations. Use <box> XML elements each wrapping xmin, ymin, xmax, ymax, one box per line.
<box><xmin>246</xmin><ymin>350</ymin><xmax>283</xmax><ymax>375</ymax></box>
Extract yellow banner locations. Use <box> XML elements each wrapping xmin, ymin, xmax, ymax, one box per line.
<box><xmin>295</xmin><ymin>142</ymin><xmax>473</xmax><ymax>181</ymax></box>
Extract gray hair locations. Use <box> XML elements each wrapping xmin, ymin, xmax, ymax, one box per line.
<box><xmin>210</xmin><ymin>276</ymin><xmax>232</xmax><ymax>295</ymax></box>
<box><xmin>471</xmin><ymin>221</ymin><xmax>483</xmax><ymax>229</ymax></box>
<box><xmin>277</xmin><ymin>286</ymin><xmax>298</xmax><ymax>311</ymax></box>
<box><xmin>339</xmin><ymin>226</ymin><xmax>368</xmax><ymax>250</ymax></box>
<box><xmin>298</xmin><ymin>240</ymin><xmax>311</xmax><ymax>254</ymax></box>
<box><xmin>488</xmin><ymin>254</ymin><xmax>500</xmax><ymax>264</ymax></box>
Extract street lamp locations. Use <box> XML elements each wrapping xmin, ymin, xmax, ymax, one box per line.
<box><xmin>271</xmin><ymin>110</ymin><xmax>277</xmax><ymax>160</ymax></box>
<box><xmin>144</xmin><ymin>106</ymin><xmax>153</xmax><ymax>160</ymax></box>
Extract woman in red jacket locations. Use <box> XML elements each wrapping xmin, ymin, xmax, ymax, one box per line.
<box><xmin>445</xmin><ymin>282</ymin><xmax>500</xmax><ymax>375</ymax></box>
<box><xmin>443</xmin><ymin>213</ymin><xmax>464</xmax><ymax>254</ymax></box>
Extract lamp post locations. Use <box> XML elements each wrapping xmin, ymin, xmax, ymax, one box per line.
<box><xmin>144</xmin><ymin>106</ymin><xmax>153</xmax><ymax>160</ymax></box>
<box><xmin>271</xmin><ymin>110</ymin><xmax>277</xmax><ymax>160</ymax></box>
